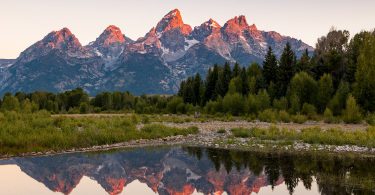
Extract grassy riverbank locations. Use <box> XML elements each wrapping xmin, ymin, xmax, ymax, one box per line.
<box><xmin>231</xmin><ymin>126</ymin><xmax>375</xmax><ymax>148</ymax></box>
<box><xmin>0</xmin><ymin>111</ymin><xmax>198</xmax><ymax>155</ymax></box>
<box><xmin>0</xmin><ymin>111</ymin><xmax>374</xmax><ymax>156</ymax></box>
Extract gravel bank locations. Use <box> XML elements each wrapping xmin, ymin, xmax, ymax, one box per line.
<box><xmin>162</xmin><ymin>120</ymin><xmax>368</xmax><ymax>132</ymax></box>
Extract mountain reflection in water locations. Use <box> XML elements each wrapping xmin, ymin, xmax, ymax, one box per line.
<box><xmin>0</xmin><ymin>147</ymin><xmax>374</xmax><ymax>195</ymax></box>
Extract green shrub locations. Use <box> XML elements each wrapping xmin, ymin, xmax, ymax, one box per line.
<box><xmin>184</xmin><ymin>104</ymin><xmax>196</xmax><ymax>114</ymax></box>
<box><xmin>93</xmin><ymin>107</ymin><xmax>102</xmax><ymax>113</ymax></box>
<box><xmin>292</xmin><ymin>114</ymin><xmax>307</xmax><ymax>124</ymax></box>
<box><xmin>273</xmin><ymin>97</ymin><xmax>288</xmax><ymax>111</ymax></box>
<box><xmin>140</xmin><ymin>124</ymin><xmax>198</xmax><ymax>138</ymax></box>
<box><xmin>258</xmin><ymin>109</ymin><xmax>277</xmax><ymax>123</ymax></box>
<box><xmin>166</xmin><ymin>96</ymin><xmax>184</xmax><ymax>114</ymax></box>
<box><xmin>328</xmin><ymin>82</ymin><xmax>350</xmax><ymax>115</ymax></box>
<box><xmin>289</xmin><ymin>94</ymin><xmax>300</xmax><ymax>114</ymax></box>
<box><xmin>131</xmin><ymin>114</ymin><xmax>140</xmax><ymax>124</ymax></box>
<box><xmin>176</xmin><ymin>103</ymin><xmax>187</xmax><ymax>114</ymax></box>
<box><xmin>67</xmin><ymin>107</ymin><xmax>79</xmax><ymax>114</ymax></box>
<box><xmin>204</xmin><ymin>100</ymin><xmax>216</xmax><ymax>114</ymax></box>
<box><xmin>366</xmin><ymin>113</ymin><xmax>375</xmax><ymax>126</ymax></box>
<box><xmin>278</xmin><ymin>110</ymin><xmax>291</xmax><ymax>123</ymax></box>
<box><xmin>231</xmin><ymin>128</ymin><xmax>251</xmax><ymax>138</ymax></box>
<box><xmin>247</xmin><ymin>94</ymin><xmax>259</xmax><ymax>114</ymax></box>
<box><xmin>289</xmin><ymin>72</ymin><xmax>318</xmax><ymax>110</ymax></box>
<box><xmin>342</xmin><ymin>95</ymin><xmax>362</xmax><ymax>124</ymax></box>
<box><xmin>323</xmin><ymin>108</ymin><xmax>335</xmax><ymax>123</ymax></box>
<box><xmin>257</xmin><ymin>90</ymin><xmax>271</xmax><ymax>112</ymax></box>
<box><xmin>0</xmin><ymin>112</ymin><xmax>5</xmax><ymax>122</ymax></box>
<box><xmin>223</xmin><ymin>93</ymin><xmax>245</xmax><ymax>116</ymax></box>
<box><xmin>217</xmin><ymin>129</ymin><xmax>226</xmax><ymax>134</ymax></box>
<box><xmin>204</xmin><ymin>98</ymin><xmax>223</xmax><ymax>114</ymax></box>
<box><xmin>301</xmin><ymin>103</ymin><xmax>317</xmax><ymax>119</ymax></box>
<box><xmin>141</xmin><ymin>115</ymin><xmax>150</xmax><ymax>124</ymax></box>
<box><xmin>79</xmin><ymin>102</ymin><xmax>90</xmax><ymax>114</ymax></box>
<box><xmin>1</xmin><ymin>95</ymin><xmax>20</xmax><ymax>112</ymax></box>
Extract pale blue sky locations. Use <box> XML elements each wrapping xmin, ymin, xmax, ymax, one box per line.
<box><xmin>1</xmin><ymin>0</ymin><xmax>374</xmax><ymax>58</ymax></box>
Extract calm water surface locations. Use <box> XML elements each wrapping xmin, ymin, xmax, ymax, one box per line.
<box><xmin>0</xmin><ymin>147</ymin><xmax>374</xmax><ymax>195</ymax></box>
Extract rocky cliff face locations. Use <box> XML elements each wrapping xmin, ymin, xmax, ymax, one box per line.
<box><xmin>0</xmin><ymin>9</ymin><xmax>313</xmax><ymax>95</ymax></box>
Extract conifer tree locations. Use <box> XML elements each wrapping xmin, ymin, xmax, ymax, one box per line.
<box><xmin>240</xmin><ymin>67</ymin><xmax>249</xmax><ymax>95</ymax></box>
<box><xmin>232</xmin><ymin>62</ymin><xmax>241</xmax><ymax>77</ymax></box>
<box><xmin>193</xmin><ymin>73</ymin><xmax>203</xmax><ymax>105</ymax></box>
<box><xmin>278</xmin><ymin>42</ymin><xmax>296</xmax><ymax>96</ymax></box>
<box><xmin>204</xmin><ymin>64</ymin><xmax>219</xmax><ymax>103</ymax></box>
<box><xmin>263</xmin><ymin>47</ymin><xmax>278</xmax><ymax>85</ymax></box>
<box><xmin>182</xmin><ymin>77</ymin><xmax>194</xmax><ymax>104</ymax></box>
<box><xmin>215</xmin><ymin>62</ymin><xmax>232</xmax><ymax>97</ymax></box>
<box><xmin>296</xmin><ymin>49</ymin><xmax>311</xmax><ymax>73</ymax></box>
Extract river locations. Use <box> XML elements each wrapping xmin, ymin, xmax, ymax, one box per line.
<box><xmin>0</xmin><ymin>147</ymin><xmax>374</xmax><ymax>195</ymax></box>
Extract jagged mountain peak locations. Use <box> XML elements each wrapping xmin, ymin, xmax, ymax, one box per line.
<box><xmin>193</xmin><ymin>18</ymin><xmax>221</xmax><ymax>34</ymax></box>
<box><xmin>249</xmin><ymin>24</ymin><xmax>258</xmax><ymax>31</ymax></box>
<box><xmin>165</xmin><ymin>8</ymin><xmax>181</xmax><ymax>18</ymax></box>
<box><xmin>16</xmin><ymin>27</ymin><xmax>85</xmax><ymax>63</ymax></box>
<box><xmin>192</xmin><ymin>18</ymin><xmax>222</xmax><ymax>42</ymax></box>
<box><xmin>51</xmin><ymin>27</ymin><xmax>73</xmax><ymax>37</ymax></box>
<box><xmin>105</xmin><ymin>25</ymin><xmax>122</xmax><ymax>32</ymax></box>
<box><xmin>43</xmin><ymin>27</ymin><xmax>82</xmax><ymax>49</ymax></box>
<box><xmin>227</xmin><ymin>15</ymin><xmax>249</xmax><ymax>28</ymax></box>
<box><xmin>93</xmin><ymin>25</ymin><xmax>125</xmax><ymax>47</ymax></box>
<box><xmin>155</xmin><ymin>9</ymin><xmax>192</xmax><ymax>35</ymax></box>
<box><xmin>222</xmin><ymin>15</ymin><xmax>260</xmax><ymax>35</ymax></box>
<box><xmin>266</xmin><ymin>31</ymin><xmax>284</xmax><ymax>42</ymax></box>
<box><xmin>203</xmin><ymin>18</ymin><xmax>221</xmax><ymax>29</ymax></box>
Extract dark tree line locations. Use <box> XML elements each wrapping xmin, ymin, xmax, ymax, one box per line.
<box><xmin>0</xmin><ymin>88</ymin><xmax>175</xmax><ymax>114</ymax></box>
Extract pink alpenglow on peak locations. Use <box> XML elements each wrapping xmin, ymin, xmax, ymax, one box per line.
<box><xmin>155</xmin><ymin>8</ymin><xmax>192</xmax><ymax>35</ymax></box>
<box><xmin>201</xmin><ymin>19</ymin><xmax>221</xmax><ymax>32</ymax></box>
<box><xmin>93</xmin><ymin>25</ymin><xmax>126</xmax><ymax>47</ymax></box>
<box><xmin>223</xmin><ymin>15</ymin><xmax>255</xmax><ymax>33</ymax></box>
<box><xmin>43</xmin><ymin>27</ymin><xmax>82</xmax><ymax>50</ymax></box>
<box><xmin>17</xmin><ymin>27</ymin><xmax>86</xmax><ymax>63</ymax></box>
<box><xmin>192</xmin><ymin>18</ymin><xmax>222</xmax><ymax>42</ymax></box>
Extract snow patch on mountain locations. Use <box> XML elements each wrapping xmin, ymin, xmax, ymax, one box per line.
<box><xmin>161</xmin><ymin>38</ymin><xmax>199</xmax><ymax>62</ymax></box>
<box><xmin>184</xmin><ymin>38</ymin><xmax>199</xmax><ymax>50</ymax></box>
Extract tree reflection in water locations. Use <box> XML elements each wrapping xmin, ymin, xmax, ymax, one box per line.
<box><xmin>0</xmin><ymin>147</ymin><xmax>374</xmax><ymax>195</ymax></box>
<box><xmin>185</xmin><ymin>147</ymin><xmax>375</xmax><ymax>195</ymax></box>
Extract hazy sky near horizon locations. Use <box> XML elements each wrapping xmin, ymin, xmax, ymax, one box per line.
<box><xmin>1</xmin><ymin>0</ymin><xmax>374</xmax><ymax>58</ymax></box>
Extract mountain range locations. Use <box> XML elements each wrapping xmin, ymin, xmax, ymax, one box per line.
<box><xmin>0</xmin><ymin>9</ymin><xmax>313</xmax><ymax>95</ymax></box>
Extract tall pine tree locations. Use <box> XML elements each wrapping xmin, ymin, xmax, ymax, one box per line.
<box><xmin>296</xmin><ymin>49</ymin><xmax>311</xmax><ymax>73</ymax></box>
<box><xmin>193</xmin><ymin>73</ymin><xmax>203</xmax><ymax>106</ymax></box>
<box><xmin>263</xmin><ymin>47</ymin><xmax>278</xmax><ymax>85</ymax></box>
<box><xmin>204</xmin><ymin>64</ymin><xmax>219</xmax><ymax>103</ymax></box>
<box><xmin>232</xmin><ymin>62</ymin><xmax>241</xmax><ymax>78</ymax></box>
<box><xmin>215</xmin><ymin>62</ymin><xmax>232</xmax><ymax>97</ymax></box>
<box><xmin>240</xmin><ymin>67</ymin><xmax>249</xmax><ymax>95</ymax></box>
<box><xmin>278</xmin><ymin>42</ymin><xmax>296</xmax><ymax>96</ymax></box>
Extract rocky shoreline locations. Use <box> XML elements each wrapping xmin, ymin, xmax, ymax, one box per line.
<box><xmin>1</xmin><ymin>121</ymin><xmax>374</xmax><ymax>159</ymax></box>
